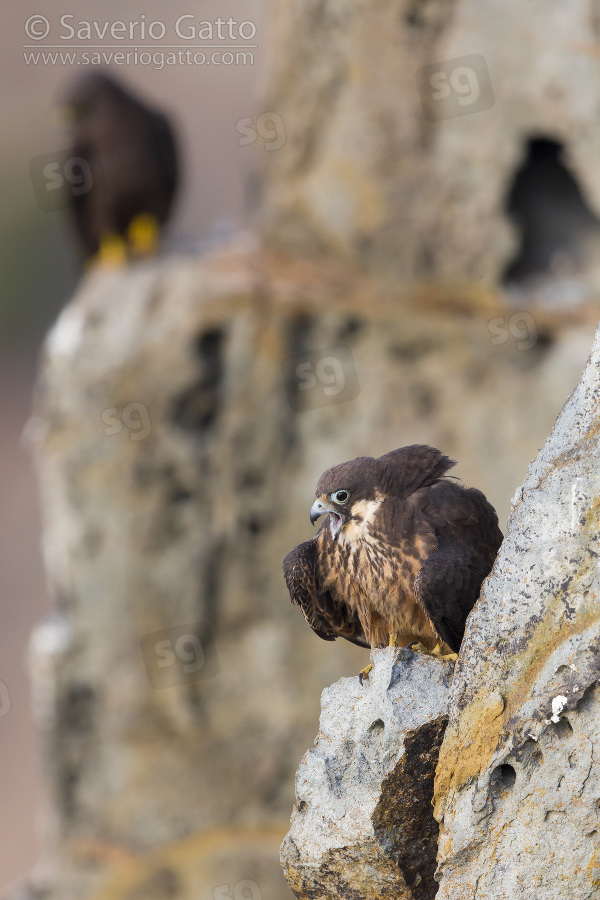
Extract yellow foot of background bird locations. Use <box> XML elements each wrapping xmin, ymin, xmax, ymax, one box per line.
<box><xmin>359</xmin><ymin>663</ymin><xmax>373</xmax><ymax>685</ymax></box>
<box><xmin>94</xmin><ymin>234</ymin><xmax>128</xmax><ymax>268</ymax></box>
<box><xmin>127</xmin><ymin>213</ymin><xmax>160</xmax><ymax>257</ymax></box>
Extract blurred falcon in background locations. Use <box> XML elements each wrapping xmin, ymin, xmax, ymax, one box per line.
<box><xmin>283</xmin><ymin>445</ymin><xmax>502</xmax><ymax>681</ymax></box>
<box><xmin>61</xmin><ymin>71</ymin><xmax>179</xmax><ymax>264</ymax></box>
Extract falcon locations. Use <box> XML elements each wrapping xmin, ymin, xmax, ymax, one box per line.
<box><xmin>61</xmin><ymin>71</ymin><xmax>179</xmax><ymax>264</ymax></box>
<box><xmin>283</xmin><ymin>445</ymin><xmax>502</xmax><ymax>681</ymax></box>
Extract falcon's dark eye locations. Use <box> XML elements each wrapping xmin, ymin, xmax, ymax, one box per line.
<box><xmin>331</xmin><ymin>490</ymin><xmax>350</xmax><ymax>504</ymax></box>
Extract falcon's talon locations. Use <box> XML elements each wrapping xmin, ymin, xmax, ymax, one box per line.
<box><xmin>388</xmin><ymin>632</ymin><xmax>398</xmax><ymax>647</ymax></box>
<box><xmin>127</xmin><ymin>213</ymin><xmax>160</xmax><ymax>257</ymax></box>
<box><xmin>359</xmin><ymin>663</ymin><xmax>373</xmax><ymax>685</ymax></box>
<box><xmin>410</xmin><ymin>641</ymin><xmax>458</xmax><ymax>663</ymax></box>
<box><xmin>96</xmin><ymin>234</ymin><xmax>128</xmax><ymax>267</ymax></box>
<box><xmin>431</xmin><ymin>642</ymin><xmax>458</xmax><ymax>662</ymax></box>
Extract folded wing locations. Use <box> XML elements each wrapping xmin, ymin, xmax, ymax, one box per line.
<box><xmin>283</xmin><ymin>539</ymin><xmax>369</xmax><ymax>648</ymax></box>
<box><xmin>413</xmin><ymin>480</ymin><xmax>503</xmax><ymax>651</ymax></box>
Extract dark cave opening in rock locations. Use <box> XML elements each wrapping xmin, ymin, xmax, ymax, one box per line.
<box><xmin>502</xmin><ymin>137</ymin><xmax>600</xmax><ymax>284</ymax></box>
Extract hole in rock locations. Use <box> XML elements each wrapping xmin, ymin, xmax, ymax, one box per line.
<box><xmin>491</xmin><ymin>763</ymin><xmax>516</xmax><ymax>792</ymax></box>
<box><xmin>244</xmin><ymin>515</ymin><xmax>264</xmax><ymax>535</ymax></box>
<box><xmin>172</xmin><ymin>327</ymin><xmax>226</xmax><ymax>431</ymax></box>
<box><xmin>59</xmin><ymin>683</ymin><xmax>96</xmax><ymax>733</ymax></box>
<box><xmin>554</xmin><ymin>664</ymin><xmax>571</xmax><ymax>677</ymax></box>
<box><xmin>503</xmin><ymin>138</ymin><xmax>600</xmax><ymax>284</ymax></box>
<box><xmin>553</xmin><ymin>716</ymin><xmax>574</xmax><ymax>739</ymax></box>
<box><xmin>368</xmin><ymin>718</ymin><xmax>385</xmax><ymax>735</ymax></box>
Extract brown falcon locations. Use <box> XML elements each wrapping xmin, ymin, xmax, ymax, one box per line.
<box><xmin>283</xmin><ymin>445</ymin><xmax>502</xmax><ymax>680</ymax></box>
<box><xmin>61</xmin><ymin>71</ymin><xmax>179</xmax><ymax>264</ymax></box>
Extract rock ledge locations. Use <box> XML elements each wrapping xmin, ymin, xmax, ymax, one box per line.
<box><xmin>281</xmin><ymin>647</ymin><xmax>453</xmax><ymax>900</ymax></box>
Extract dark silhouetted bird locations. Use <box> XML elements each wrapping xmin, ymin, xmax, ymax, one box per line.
<box><xmin>283</xmin><ymin>445</ymin><xmax>502</xmax><ymax>681</ymax></box>
<box><xmin>61</xmin><ymin>71</ymin><xmax>179</xmax><ymax>264</ymax></box>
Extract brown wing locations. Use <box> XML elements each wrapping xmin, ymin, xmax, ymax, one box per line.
<box><xmin>377</xmin><ymin>445</ymin><xmax>456</xmax><ymax>500</ymax></box>
<box><xmin>414</xmin><ymin>540</ymin><xmax>492</xmax><ymax>652</ymax></box>
<box><xmin>413</xmin><ymin>481</ymin><xmax>503</xmax><ymax>652</ymax></box>
<box><xmin>283</xmin><ymin>539</ymin><xmax>369</xmax><ymax>648</ymax></box>
<box><xmin>415</xmin><ymin>480</ymin><xmax>503</xmax><ymax>568</ymax></box>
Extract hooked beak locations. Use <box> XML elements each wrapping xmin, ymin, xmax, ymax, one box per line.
<box><xmin>310</xmin><ymin>500</ymin><xmax>331</xmax><ymax>525</ymax></box>
<box><xmin>310</xmin><ymin>499</ymin><xmax>343</xmax><ymax>538</ymax></box>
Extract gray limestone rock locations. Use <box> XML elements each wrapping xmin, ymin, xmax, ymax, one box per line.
<box><xmin>434</xmin><ymin>322</ymin><xmax>600</xmax><ymax>899</ymax></box>
<box><xmin>281</xmin><ymin>648</ymin><xmax>454</xmax><ymax>899</ymax></box>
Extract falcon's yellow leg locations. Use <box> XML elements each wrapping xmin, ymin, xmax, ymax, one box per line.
<box><xmin>359</xmin><ymin>663</ymin><xmax>373</xmax><ymax>685</ymax></box>
<box><xmin>127</xmin><ymin>213</ymin><xmax>160</xmax><ymax>257</ymax></box>
<box><xmin>95</xmin><ymin>233</ymin><xmax>128</xmax><ymax>267</ymax></box>
<box><xmin>360</xmin><ymin>633</ymin><xmax>399</xmax><ymax>684</ymax></box>
<box><xmin>410</xmin><ymin>641</ymin><xmax>457</xmax><ymax>662</ymax></box>
<box><xmin>431</xmin><ymin>641</ymin><xmax>458</xmax><ymax>662</ymax></box>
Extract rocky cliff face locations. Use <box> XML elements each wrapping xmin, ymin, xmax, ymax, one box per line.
<box><xmin>281</xmin><ymin>321</ymin><xmax>600</xmax><ymax>900</ymax></box>
<box><xmin>433</xmin><ymin>323</ymin><xmax>600</xmax><ymax>899</ymax></box>
<box><xmin>259</xmin><ymin>0</ymin><xmax>600</xmax><ymax>287</ymax></box>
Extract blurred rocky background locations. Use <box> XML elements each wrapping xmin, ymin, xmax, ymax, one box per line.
<box><xmin>0</xmin><ymin>0</ymin><xmax>263</xmax><ymax>892</ymax></box>
<box><xmin>3</xmin><ymin>0</ymin><xmax>600</xmax><ymax>898</ymax></box>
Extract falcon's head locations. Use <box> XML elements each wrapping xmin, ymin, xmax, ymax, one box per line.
<box><xmin>60</xmin><ymin>72</ymin><xmax>136</xmax><ymax>129</ymax></box>
<box><xmin>309</xmin><ymin>446</ymin><xmax>456</xmax><ymax>540</ymax></box>
<box><xmin>310</xmin><ymin>457</ymin><xmax>382</xmax><ymax>540</ymax></box>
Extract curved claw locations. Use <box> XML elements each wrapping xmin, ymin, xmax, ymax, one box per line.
<box><xmin>358</xmin><ymin>663</ymin><xmax>373</xmax><ymax>685</ymax></box>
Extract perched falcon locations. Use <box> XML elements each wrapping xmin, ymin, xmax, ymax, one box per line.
<box><xmin>283</xmin><ymin>445</ymin><xmax>502</xmax><ymax>679</ymax></box>
<box><xmin>61</xmin><ymin>71</ymin><xmax>179</xmax><ymax>263</ymax></box>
